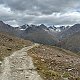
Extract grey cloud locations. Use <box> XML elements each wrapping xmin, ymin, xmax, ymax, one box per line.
<box><xmin>3</xmin><ymin>0</ymin><xmax>36</xmax><ymax>11</ymax></box>
<box><xmin>33</xmin><ymin>12</ymin><xmax>80</xmax><ymax>25</ymax></box>
<box><xmin>0</xmin><ymin>0</ymin><xmax>80</xmax><ymax>26</ymax></box>
<box><xmin>1</xmin><ymin>0</ymin><xmax>80</xmax><ymax>14</ymax></box>
<box><xmin>0</xmin><ymin>0</ymin><xmax>4</xmax><ymax>4</ymax></box>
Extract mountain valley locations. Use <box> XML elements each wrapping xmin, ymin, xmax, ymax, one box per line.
<box><xmin>0</xmin><ymin>21</ymin><xmax>80</xmax><ymax>80</ymax></box>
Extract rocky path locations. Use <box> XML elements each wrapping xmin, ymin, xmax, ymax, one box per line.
<box><xmin>0</xmin><ymin>43</ymin><xmax>43</xmax><ymax>80</ymax></box>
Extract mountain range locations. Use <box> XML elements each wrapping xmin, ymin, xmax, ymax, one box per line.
<box><xmin>0</xmin><ymin>21</ymin><xmax>80</xmax><ymax>53</ymax></box>
<box><xmin>0</xmin><ymin>26</ymin><xmax>80</xmax><ymax>80</ymax></box>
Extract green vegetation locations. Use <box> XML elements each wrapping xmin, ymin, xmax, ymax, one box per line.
<box><xmin>62</xmin><ymin>72</ymin><xmax>70</xmax><ymax>78</ymax></box>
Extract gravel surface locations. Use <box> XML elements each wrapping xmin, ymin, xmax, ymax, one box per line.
<box><xmin>0</xmin><ymin>44</ymin><xmax>42</xmax><ymax>80</ymax></box>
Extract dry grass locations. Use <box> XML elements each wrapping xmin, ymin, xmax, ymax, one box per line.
<box><xmin>0</xmin><ymin>32</ymin><xmax>32</xmax><ymax>61</ymax></box>
<box><xmin>28</xmin><ymin>44</ymin><xmax>80</xmax><ymax>80</ymax></box>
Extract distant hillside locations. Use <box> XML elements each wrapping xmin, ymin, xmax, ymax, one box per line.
<box><xmin>28</xmin><ymin>44</ymin><xmax>80</xmax><ymax>80</ymax></box>
<box><xmin>57</xmin><ymin>24</ymin><xmax>80</xmax><ymax>53</ymax></box>
<box><xmin>24</xmin><ymin>27</ymin><xmax>57</xmax><ymax>45</ymax></box>
<box><xmin>0</xmin><ymin>21</ymin><xmax>16</xmax><ymax>35</ymax></box>
<box><xmin>61</xmin><ymin>31</ymin><xmax>80</xmax><ymax>53</ymax></box>
<box><xmin>58</xmin><ymin>24</ymin><xmax>80</xmax><ymax>39</ymax></box>
<box><xmin>0</xmin><ymin>32</ymin><xmax>32</xmax><ymax>61</ymax></box>
<box><xmin>15</xmin><ymin>24</ymin><xmax>57</xmax><ymax>45</ymax></box>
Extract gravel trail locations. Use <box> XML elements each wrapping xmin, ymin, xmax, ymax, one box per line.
<box><xmin>0</xmin><ymin>43</ymin><xmax>42</xmax><ymax>80</ymax></box>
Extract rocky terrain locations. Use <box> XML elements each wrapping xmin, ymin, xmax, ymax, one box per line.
<box><xmin>28</xmin><ymin>44</ymin><xmax>80</xmax><ymax>80</ymax></box>
<box><xmin>0</xmin><ymin>43</ymin><xmax>43</xmax><ymax>80</ymax></box>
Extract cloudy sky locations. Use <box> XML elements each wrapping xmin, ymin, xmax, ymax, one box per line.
<box><xmin>0</xmin><ymin>0</ymin><xmax>80</xmax><ymax>27</ymax></box>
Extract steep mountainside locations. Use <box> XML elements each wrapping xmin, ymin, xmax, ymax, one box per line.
<box><xmin>61</xmin><ymin>31</ymin><xmax>80</xmax><ymax>53</ymax></box>
<box><xmin>15</xmin><ymin>24</ymin><xmax>57</xmax><ymax>45</ymax></box>
<box><xmin>58</xmin><ymin>24</ymin><xmax>80</xmax><ymax>39</ymax></box>
<box><xmin>57</xmin><ymin>24</ymin><xmax>80</xmax><ymax>53</ymax></box>
<box><xmin>0</xmin><ymin>21</ymin><xmax>16</xmax><ymax>35</ymax></box>
<box><xmin>24</xmin><ymin>27</ymin><xmax>57</xmax><ymax>45</ymax></box>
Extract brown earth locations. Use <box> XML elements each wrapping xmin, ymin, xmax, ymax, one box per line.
<box><xmin>28</xmin><ymin>44</ymin><xmax>80</xmax><ymax>80</ymax></box>
<box><xmin>0</xmin><ymin>32</ymin><xmax>32</xmax><ymax>61</ymax></box>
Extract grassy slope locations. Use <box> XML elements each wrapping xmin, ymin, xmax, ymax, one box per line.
<box><xmin>0</xmin><ymin>32</ymin><xmax>32</xmax><ymax>61</ymax></box>
<box><xmin>28</xmin><ymin>44</ymin><xmax>80</xmax><ymax>80</ymax></box>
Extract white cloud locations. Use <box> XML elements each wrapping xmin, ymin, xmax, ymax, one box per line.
<box><xmin>0</xmin><ymin>5</ymin><xmax>13</xmax><ymax>16</ymax></box>
<box><xmin>4</xmin><ymin>20</ymin><xmax>19</xmax><ymax>27</ymax></box>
